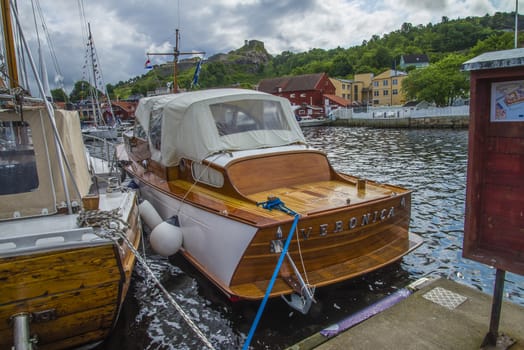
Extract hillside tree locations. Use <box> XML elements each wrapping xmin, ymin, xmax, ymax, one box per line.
<box><xmin>402</xmin><ymin>53</ymin><xmax>470</xmax><ymax>106</ymax></box>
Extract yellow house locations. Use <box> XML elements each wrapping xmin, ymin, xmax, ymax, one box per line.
<box><xmin>371</xmin><ymin>70</ymin><xmax>408</xmax><ymax>106</ymax></box>
<box><xmin>329</xmin><ymin>78</ymin><xmax>353</xmax><ymax>101</ymax></box>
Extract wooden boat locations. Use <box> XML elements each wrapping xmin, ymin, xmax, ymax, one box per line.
<box><xmin>117</xmin><ymin>88</ymin><xmax>421</xmax><ymax>313</ymax></box>
<box><xmin>0</xmin><ymin>3</ymin><xmax>141</xmax><ymax>348</ymax></box>
<box><xmin>0</xmin><ymin>107</ymin><xmax>141</xmax><ymax>350</ymax></box>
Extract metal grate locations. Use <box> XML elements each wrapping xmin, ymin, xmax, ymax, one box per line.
<box><xmin>422</xmin><ymin>287</ymin><xmax>467</xmax><ymax>310</ymax></box>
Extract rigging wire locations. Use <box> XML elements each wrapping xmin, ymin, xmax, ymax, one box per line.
<box><xmin>32</xmin><ymin>0</ymin><xmax>66</xmax><ymax>96</ymax></box>
<box><xmin>76</xmin><ymin>0</ymin><xmax>116</xmax><ymax>125</ymax></box>
<box><xmin>13</xmin><ymin>0</ymin><xmax>30</xmax><ymax>92</ymax></box>
<box><xmin>30</xmin><ymin>0</ymin><xmax>50</xmax><ymax>99</ymax></box>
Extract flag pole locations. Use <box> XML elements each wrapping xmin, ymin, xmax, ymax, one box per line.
<box><xmin>147</xmin><ymin>28</ymin><xmax>204</xmax><ymax>93</ymax></box>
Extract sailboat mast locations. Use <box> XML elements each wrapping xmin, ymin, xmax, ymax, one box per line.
<box><xmin>87</xmin><ymin>22</ymin><xmax>103</xmax><ymax>125</ymax></box>
<box><xmin>173</xmin><ymin>28</ymin><xmax>180</xmax><ymax>93</ymax></box>
<box><xmin>516</xmin><ymin>0</ymin><xmax>519</xmax><ymax>49</ymax></box>
<box><xmin>1</xmin><ymin>0</ymin><xmax>19</xmax><ymax>89</ymax></box>
<box><xmin>147</xmin><ymin>28</ymin><xmax>204</xmax><ymax>93</ymax></box>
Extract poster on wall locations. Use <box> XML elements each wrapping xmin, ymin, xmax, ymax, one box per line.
<box><xmin>491</xmin><ymin>80</ymin><xmax>524</xmax><ymax>122</ymax></box>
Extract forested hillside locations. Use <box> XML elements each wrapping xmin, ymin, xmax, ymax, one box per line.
<box><xmin>103</xmin><ymin>12</ymin><xmax>522</xmax><ymax>100</ymax></box>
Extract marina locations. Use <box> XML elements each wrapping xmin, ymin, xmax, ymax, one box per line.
<box><xmin>101</xmin><ymin>126</ymin><xmax>523</xmax><ymax>349</ymax></box>
<box><xmin>1</xmin><ymin>2</ymin><xmax>523</xmax><ymax>348</ymax></box>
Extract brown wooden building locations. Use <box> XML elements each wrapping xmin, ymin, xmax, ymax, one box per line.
<box><xmin>102</xmin><ymin>100</ymin><xmax>138</xmax><ymax>122</ymax></box>
<box><xmin>258</xmin><ymin>73</ymin><xmax>336</xmax><ymax>117</ymax></box>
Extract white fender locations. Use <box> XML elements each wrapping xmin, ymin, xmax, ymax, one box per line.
<box><xmin>138</xmin><ymin>200</ymin><xmax>163</xmax><ymax>230</ymax></box>
<box><xmin>150</xmin><ymin>221</ymin><xmax>183</xmax><ymax>256</ymax></box>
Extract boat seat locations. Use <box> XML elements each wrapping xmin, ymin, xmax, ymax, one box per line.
<box><xmin>227</xmin><ymin>151</ymin><xmax>331</xmax><ymax>195</ymax></box>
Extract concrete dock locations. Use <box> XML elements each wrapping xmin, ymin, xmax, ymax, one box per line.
<box><xmin>288</xmin><ymin>277</ymin><xmax>523</xmax><ymax>350</ymax></box>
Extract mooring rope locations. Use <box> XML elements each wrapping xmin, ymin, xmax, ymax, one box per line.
<box><xmin>243</xmin><ymin>197</ymin><xmax>301</xmax><ymax>350</ymax></box>
<box><xmin>294</xmin><ymin>225</ymin><xmax>311</xmax><ymax>289</ymax></box>
<box><xmin>77</xmin><ymin>208</ymin><xmax>216</xmax><ymax>350</ymax></box>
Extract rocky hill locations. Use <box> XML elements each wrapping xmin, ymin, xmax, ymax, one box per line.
<box><xmin>110</xmin><ymin>12</ymin><xmax>522</xmax><ymax>99</ymax></box>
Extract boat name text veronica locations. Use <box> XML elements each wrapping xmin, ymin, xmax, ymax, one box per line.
<box><xmin>289</xmin><ymin>205</ymin><xmax>397</xmax><ymax>240</ymax></box>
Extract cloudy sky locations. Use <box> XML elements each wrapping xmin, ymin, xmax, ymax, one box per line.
<box><xmin>12</xmin><ymin>0</ymin><xmax>518</xmax><ymax>92</ymax></box>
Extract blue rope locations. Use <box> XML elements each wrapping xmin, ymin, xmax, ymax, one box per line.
<box><xmin>242</xmin><ymin>211</ymin><xmax>300</xmax><ymax>350</ymax></box>
<box><xmin>257</xmin><ymin>197</ymin><xmax>298</xmax><ymax>216</ymax></box>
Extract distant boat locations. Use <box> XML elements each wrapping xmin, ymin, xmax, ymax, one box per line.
<box><xmin>296</xmin><ymin>115</ymin><xmax>330</xmax><ymax>127</ymax></box>
<box><xmin>292</xmin><ymin>105</ymin><xmax>330</xmax><ymax>127</ymax></box>
<box><xmin>117</xmin><ymin>88</ymin><xmax>422</xmax><ymax>314</ymax></box>
<box><xmin>0</xmin><ymin>2</ymin><xmax>141</xmax><ymax>349</ymax></box>
<box><xmin>81</xmin><ymin>123</ymin><xmax>119</xmax><ymax>139</ymax></box>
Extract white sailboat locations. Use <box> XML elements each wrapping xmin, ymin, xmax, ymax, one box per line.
<box><xmin>80</xmin><ymin>22</ymin><xmax>118</xmax><ymax>140</ymax></box>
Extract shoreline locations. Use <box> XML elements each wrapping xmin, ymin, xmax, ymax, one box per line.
<box><xmin>329</xmin><ymin>115</ymin><xmax>469</xmax><ymax>128</ymax></box>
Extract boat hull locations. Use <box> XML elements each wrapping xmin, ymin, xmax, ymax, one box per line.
<box><xmin>138</xmin><ymin>181</ymin><xmax>258</xmax><ymax>288</ymax></box>
<box><xmin>131</xmin><ymin>171</ymin><xmax>419</xmax><ymax>300</ymax></box>
<box><xmin>0</xmin><ymin>192</ymin><xmax>141</xmax><ymax>350</ymax></box>
<box><xmin>229</xmin><ymin>194</ymin><xmax>419</xmax><ymax>299</ymax></box>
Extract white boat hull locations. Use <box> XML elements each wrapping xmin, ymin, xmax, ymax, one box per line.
<box><xmin>138</xmin><ymin>182</ymin><xmax>258</xmax><ymax>287</ymax></box>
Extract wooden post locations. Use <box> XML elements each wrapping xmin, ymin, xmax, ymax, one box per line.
<box><xmin>1</xmin><ymin>0</ymin><xmax>19</xmax><ymax>89</ymax></box>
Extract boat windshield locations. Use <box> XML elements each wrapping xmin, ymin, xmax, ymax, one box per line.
<box><xmin>210</xmin><ymin>99</ymin><xmax>291</xmax><ymax>136</ymax></box>
<box><xmin>0</xmin><ymin>121</ymin><xmax>39</xmax><ymax>195</ymax></box>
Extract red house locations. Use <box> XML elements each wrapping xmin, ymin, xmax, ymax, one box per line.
<box><xmin>102</xmin><ymin>100</ymin><xmax>138</xmax><ymax>123</ymax></box>
<box><xmin>258</xmin><ymin>73</ymin><xmax>336</xmax><ymax>118</ymax></box>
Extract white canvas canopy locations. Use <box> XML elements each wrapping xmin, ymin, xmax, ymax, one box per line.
<box><xmin>134</xmin><ymin>88</ymin><xmax>306</xmax><ymax>167</ymax></box>
<box><xmin>0</xmin><ymin>108</ymin><xmax>91</xmax><ymax>220</ymax></box>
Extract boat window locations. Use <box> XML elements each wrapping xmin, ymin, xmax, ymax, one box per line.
<box><xmin>0</xmin><ymin>121</ymin><xmax>39</xmax><ymax>195</ymax></box>
<box><xmin>210</xmin><ymin>99</ymin><xmax>291</xmax><ymax>136</ymax></box>
<box><xmin>134</xmin><ymin>121</ymin><xmax>147</xmax><ymax>140</ymax></box>
<box><xmin>149</xmin><ymin>111</ymin><xmax>163</xmax><ymax>150</ymax></box>
<box><xmin>191</xmin><ymin>162</ymin><xmax>224</xmax><ymax>188</ymax></box>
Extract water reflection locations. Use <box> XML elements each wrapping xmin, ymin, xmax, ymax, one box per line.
<box><xmin>102</xmin><ymin>126</ymin><xmax>523</xmax><ymax>350</ymax></box>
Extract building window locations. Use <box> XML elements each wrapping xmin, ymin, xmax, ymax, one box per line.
<box><xmin>373</xmin><ymin>81</ymin><xmax>379</xmax><ymax>87</ymax></box>
<box><xmin>383</xmin><ymin>80</ymin><xmax>388</xmax><ymax>86</ymax></box>
<box><xmin>392</xmin><ymin>89</ymin><xmax>398</xmax><ymax>95</ymax></box>
<box><xmin>383</xmin><ymin>90</ymin><xmax>389</xmax><ymax>96</ymax></box>
<box><xmin>290</xmin><ymin>93</ymin><xmax>295</xmax><ymax>98</ymax></box>
<box><xmin>392</xmin><ymin>79</ymin><xmax>398</xmax><ymax>85</ymax></box>
<box><xmin>374</xmin><ymin>90</ymin><xmax>380</xmax><ymax>97</ymax></box>
<box><xmin>342</xmin><ymin>84</ymin><xmax>346</xmax><ymax>89</ymax></box>
<box><xmin>300</xmin><ymin>93</ymin><xmax>306</xmax><ymax>97</ymax></box>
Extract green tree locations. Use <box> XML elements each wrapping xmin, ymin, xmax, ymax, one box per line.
<box><xmin>402</xmin><ymin>53</ymin><xmax>470</xmax><ymax>106</ymax></box>
<box><xmin>329</xmin><ymin>53</ymin><xmax>353</xmax><ymax>77</ymax></box>
<box><xmin>69</xmin><ymin>80</ymin><xmax>92</xmax><ymax>102</ymax></box>
<box><xmin>470</xmin><ymin>32</ymin><xmax>515</xmax><ymax>56</ymax></box>
<box><xmin>51</xmin><ymin>88</ymin><xmax>68</xmax><ymax>102</ymax></box>
<box><xmin>106</xmin><ymin>83</ymin><xmax>115</xmax><ymax>99</ymax></box>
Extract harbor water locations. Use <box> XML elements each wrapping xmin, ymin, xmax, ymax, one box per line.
<box><xmin>99</xmin><ymin>126</ymin><xmax>524</xmax><ymax>350</ymax></box>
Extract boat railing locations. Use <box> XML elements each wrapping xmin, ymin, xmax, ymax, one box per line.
<box><xmin>83</xmin><ymin>133</ymin><xmax>120</xmax><ymax>176</ymax></box>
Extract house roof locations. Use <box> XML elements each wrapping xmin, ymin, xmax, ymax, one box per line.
<box><xmin>401</xmin><ymin>54</ymin><xmax>429</xmax><ymax>64</ymax></box>
<box><xmin>112</xmin><ymin>100</ymin><xmax>137</xmax><ymax>113</ymax></box>
<box><xmin>258</xmin><ymin>73</ymin><xmax>327</xmax><ymax>93</ymax></box>
<box><xmin>324</xmin><ymin>94</ymin><xmax>351</xmax><ymax>107</ymax></box>
<box><xmin>374</xmin><ymin>69</ymin><xmax>408</xmax><ymax>79</ymax></box>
